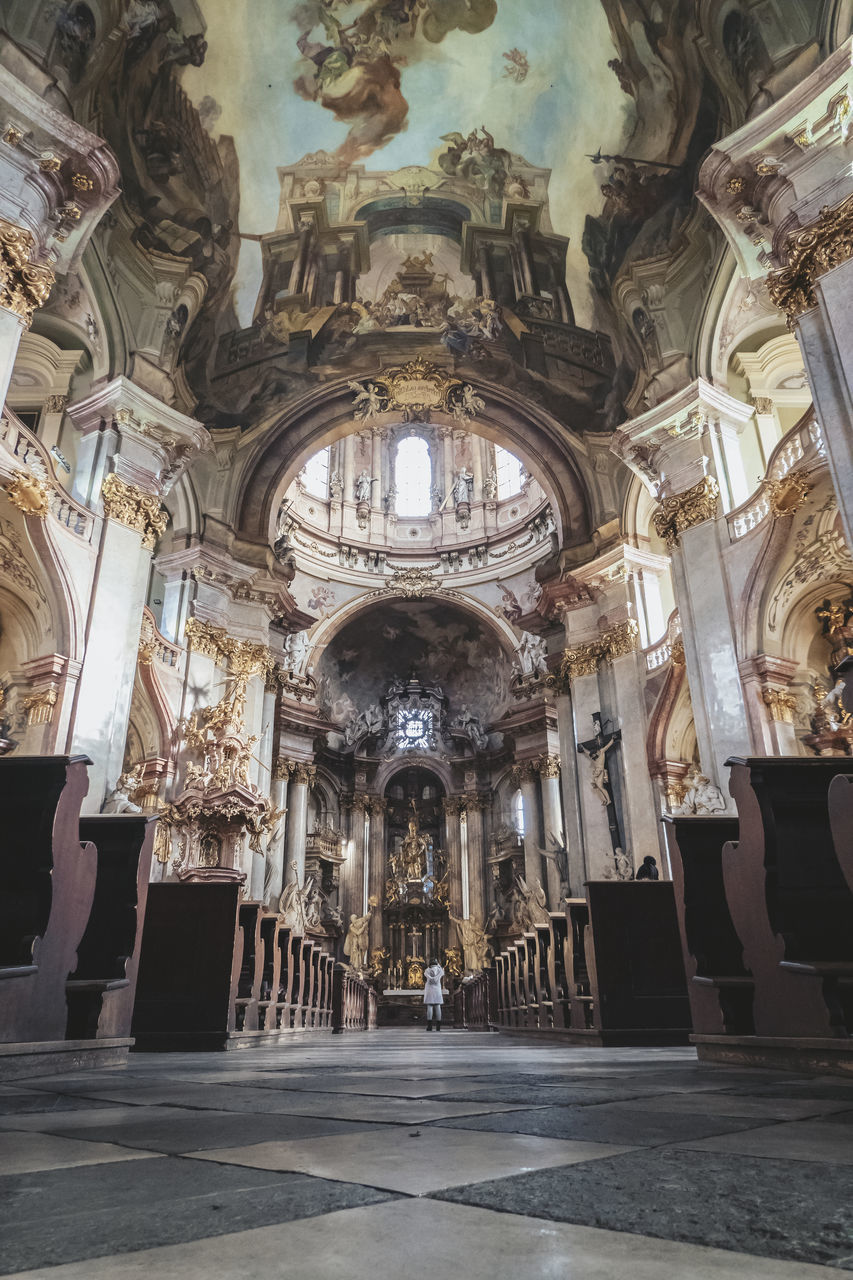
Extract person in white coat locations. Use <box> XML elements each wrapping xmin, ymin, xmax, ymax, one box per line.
<box><xmin>423</xmin><ymin>958</ymin><xmax>445</xmax><ymax>1030</ymax></box>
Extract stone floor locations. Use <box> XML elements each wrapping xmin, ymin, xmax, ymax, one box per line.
<box><xmin>1</xmin><ymin>1030</ymin><xmax>852</xmax><ymax>1278</ymax></box>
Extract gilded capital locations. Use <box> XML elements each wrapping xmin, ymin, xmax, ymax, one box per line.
<box><xmin>273</xmin><ymin>757</ymin><xmax>295</xmax><ymax>781</ymax></box>
<box><xmin>561</xmin><ymin>638</ymin><xmax>605</xmax><ymax>682</ymax></box>
<box><xmin>292</xmin><ymin>762</ymin><xmax>316</xmax><ymax>786</ymax></box>
<box><xmin>443</xmin><ymin>795</ymin><xmax>465</xmax><ymax>816</ymax></box>
<box><xmin>22</xmin><ymin>684</ymin><xmax>58</xmax><ymax>725</ymax></box>
<box><xmin>185</xmin><ymin>616</ymin><xmax>275</xmax><ymax>680</ymax></box>
<box><xmin>653</xmin><ymin>476</ymin><xmax>720</xmax><ymax>548</ymax></box>
<box><xmin>767</xmin><ymin>192</ymin><xmax>853</xmax><ymax>328</ymax></box>
<box><xmin>509</xmin><ymin>761</ymin><xmax>537</xmax><ymax>788</ymax></box>
<box><xmin>761</xmin><ymin>687</ymin><xmax>798</xmax><ymax>724</ymax></box>
<box><xmin>534</xmin><ymin>754</ymin><xmax>561</xmax><ymax>779</ymax></box>
<box><xmin>0</xmin><ymin>218</ymin><xmax>55</xmax><ymax>327</ymax></box>
<box><xmin>101</xmin><ymin>473</ymin><xmax>167</xmax><ymax>548</ymax></box>
<box><xmin>604</xmin><ymin>619</ymin><xmax>640</xmax><ymax>660</ymax></box>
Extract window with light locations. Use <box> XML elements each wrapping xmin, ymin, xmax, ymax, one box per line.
<box><xmin>513</xmin><ymin>788</ymin><xmax>525</xmax><ymax>836</ymax></box>
<box><xmin>302</xmin><ymin>446</ymin><xmax>330</xmax><ymax>498</ymax></box>
<box><xmin>495</xmin><ymin>445</ymin><xmax>524</xmax><ymax>499</ymax></box>
<box><xmin>395</xmin><ymin>436</ymin><xmax>432</xmax><ymax>517</ymax></box>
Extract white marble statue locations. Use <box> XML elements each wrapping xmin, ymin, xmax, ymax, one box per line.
<box><xmin>674</xmin><ymin>766</ymin><xmax>726</xmax><ymax>815</ymax></box>
<box><xmin>102</xmin><ymin>767</ymin><xmax>144</xmax><ymax>814</ymax></box>
<box><xmin>452</xmin><ymin>467</ymin><xmax>473</xmax><ymax>506</ymax></box>
<box><xmin>343</xmin><ymin>905</ymin><xmax>372</xmax><ymax>971</ymax></box>
<box><xmin>278</xmin><ymin>861</ymin><xmax>306</xmax><ymax>932</ymax></box>
<box><xmin>354</xmin><ymin>470</ymin><xmax>372</xmax><ymax>503</ymax></box>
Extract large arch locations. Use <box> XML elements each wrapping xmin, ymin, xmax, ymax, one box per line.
<box><xmin>231</xmin><ymin>373</ymin><xmax>599</xmax><ymax>555</ymax></box>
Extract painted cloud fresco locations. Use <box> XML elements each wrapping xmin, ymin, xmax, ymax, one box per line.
<box><xmin>316</xmin><ymin>599</ymin><xmax>512</xmax><ymax>727</ymax></box>
<box><xmin>183</xmin><ymin>0</ymin><xmax>634</xmax><ymax>325</ymax></box>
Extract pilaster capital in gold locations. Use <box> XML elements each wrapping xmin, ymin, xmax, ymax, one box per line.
<box><xmin>761</xmin><ymin>687</ymin><xmax>798</xmax><ymax>724</ymax></box>
<box><xmin>653</xmin><ymin>476</ymin><xmax>720</xmax><ymax>548</ymax></box>
<box><xmin>534</xmin><ymin>754</ymin><xmax>561</xmax><ymax>779</ymax></box>
<box><xmin>0</xmin><ymin>218</ymin><xmax>55</xmax><ymax>327</ymax></box>
<box><xmin>767</xmin><ymin>191</ymin><xmax>853</xmax><ymax>328</ymax></box>
<box><xmin>101</xmin><ymin>473</ymin><xmax>167</xmax><ymax>548</ymax></box>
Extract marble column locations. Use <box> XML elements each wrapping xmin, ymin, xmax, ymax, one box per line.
<box><xmin>535</xmin><ymin>756</ymin><xmax>564</xmax><ymax>906</ymax></box>
<box><xmin>266</xmin><ymin>759</ymin><xmax>292</xmax><ymax>907</ymax></box>
<box><xmin>0</xmin><ymin>306</ymin><xmax>28</xmax><ymax>411</ymax></box>
<box><xmin>443</xmin><ymin>797</ymin><xmax>465</xmax><ymax>916</ymax></box>
<box><xmin>609</xmin><ymin>627</ymin><xmax>664</xmax><ymax>868</ymax></box>
<box><xmin>567</xmin><ymin>669</ymin><xmax>616</xmax><ymax>880</ymax></box>
<box><xmin>513</xmin><ymin>763</ymin><xmax>544</xmax><ymax>890</ymax></box>
<box><xmin>667</xmin><ymin>509</ymin><xmax>751</xmax><ymax>796</ymax></box>
<box><xmin>284</xmin><ymin>762</ymin><xmax>314</xmax><ymax>891</ymax></box>
<box><xmin>463</xmin><ymin>794</ymin><xmax>487</xmax><ymax>925</ymax></box>
<box><xmin>70</xmin><ymin>491</ymin><xmax>158</xmax><ymax>810</ymax></box>
<box><xmin>796</xmin><ymin>258</ymin><xmax>853</xmax><ymax>549</ymax></box>
<box><xmin>368</xmin><ymin>797</ymin><xmax>386</xmax><ymax>952</ymax></box>
<box><xmin>551</xmin><ymin>688</ymin><xmax>587</xmax><ymax>895</ymax></box>
<box><xmin>477</xmin><ymin>241</ymin><xmax>496</xmax><ymax>299</ymax></box>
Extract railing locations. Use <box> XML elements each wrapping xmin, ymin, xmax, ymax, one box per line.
<box><xmin>139</xmin><ymin>607</ymin><xmax>182</xmax><ymax>668</ymax></box>
<box><xmin>727</xmin><ymin>410</ymin><xmax>824</xmax><ymax>542</ymax></box>
<box><xmin>1</xmin><ymin>407</ymin><xmax>95</xmax><ymax>542</ymax></box>
<box><xmin>453</xmin><ymin>970</ymin><xmax>494</xmax><ymax>1029</ymax></box>
<box><xmin>331</xmin><ymin>964</ymin><xmax>377</xmax><ymax>1032</ymax></box>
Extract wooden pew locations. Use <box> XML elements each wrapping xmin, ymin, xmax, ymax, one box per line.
<box><xmin>663</xmin><ymin>815</ymin><xmax>753</xmax><ymax>1038</ymax></box>
<box><xmin>67</xmin><ymin>815</ymin><xmax>157</xmax><ymax>1041</ymax></box>
<box><xmin>234</xmin><ymin>902</ymin><xmax>263</xmax><ymax>1032</ymax></box>
<box><xmin>564</xmin><ymin>900</ymin><xmax>596</xmax><ymax>1033</ymax></box>
<box><xmin>828</xmin><ymin>774</ymin><xmax>853</xmax><ymax>897</ymax></box>
<box><xmin>0</xmin><ymin>756</ymin><xmax>98</xmax><ymax>1068</ymax></box>
<box><xmin>722</xmin><ymin>757</ymin><xmax>853</xmax><ymax>1045</ymax></box>
<box><xmin>132</xmin><ymin>882</ymin><xmax>243</xmax><ymax>1050</ymax></box>
<box><xmin>582</xmin><ymin>883</ymin><xmax>691</xmax><ymax>1044</ymax></box>
<box><xmin>533</xmin><ymin>922</ymin><xmax>554</xmax><ymax>1029</ymax></box>
<box><xmin>258</xmin><ymin>914</ymin><xmax>282</xmax><ymax>1031</ymax></box>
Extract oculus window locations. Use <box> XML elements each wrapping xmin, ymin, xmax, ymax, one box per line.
<box><xmin>396</xmin><ymin>706</ymin><xmax>434</xmax><ymax>751</ymax></box>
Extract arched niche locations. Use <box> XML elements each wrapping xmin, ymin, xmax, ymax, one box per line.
<box><xmin>232</xmin><ymin>373</ymin><xmax>596</xmax><ymax>554</ymax></box>
<box><xmin>310</xmin><ymin>592</ymin><xmax>517</xmax><ymax>736</ymax></box>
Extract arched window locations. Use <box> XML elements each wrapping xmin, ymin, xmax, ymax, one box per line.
<box><xmin>395</xmin><ymin>436</ymin><xmax>432</xmax><ymax>516</ymax></box>
<box><xmin>513</xmin><ymin>788</ymin><xmax>525</xmax><ymax>836</ymax></box>
<box><xmin>495</xmin><ymin>445</ymin><xmax>524</xmax><ymax>499</ymax></box>
<box><xmin>302</xmin><ymin>447</ymin><xmax>330</xmax><ymax>498</ymax></box>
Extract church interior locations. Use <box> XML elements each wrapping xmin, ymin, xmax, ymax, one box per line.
<box><xmin>0</xmin><ymin>0</ymin><xmax>852</xmax><ymax>1275</ymax></box>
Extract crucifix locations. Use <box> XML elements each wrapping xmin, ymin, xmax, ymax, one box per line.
<box><xmin>577</xmin><ymin>712</ymin><xmax>624</xmax><ymax>865</ymax></box>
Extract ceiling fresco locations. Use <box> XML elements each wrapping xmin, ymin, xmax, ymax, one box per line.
<box><xmin>315</xmin><ymin>598</ymin><xmax>513</xmax><ymax>728</ymax></box>
<box><xmin>183</xmin><ymin>0</ymin><xmax>637</xmax><ymax>326</ymax></box>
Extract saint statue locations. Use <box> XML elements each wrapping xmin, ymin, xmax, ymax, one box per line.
<box><xmin>103</xmin><ymin>765</ymin><xmax>144</xmax><ymax>814</ymax></box>
<box><xmin>343</xmin><ymin>901</ymin><xmax>373</xmax><ymax>971</ymax></box>
<box><xmin>673</xmin><ymin>765</ymin><xmax>726</xmax><ymax>815</ymax></box>
<box><xmin>354</xmin><ymin>470</ymin><xmax>372</xmax><ymax>503</ymax></box>
<box><xmin>400</xmin><ymin>803</ymin><xmax>429</xmax><ymax>879</ymax></box>
<box><xmin>449</xmin><ymin>913</ymin><xmax>492</xmax><ymax>972</ymax></box>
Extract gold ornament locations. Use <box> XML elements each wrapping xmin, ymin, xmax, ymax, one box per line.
<box><xmin>0</xmin><ymin>218</ymin><xmax>55</xmax><ymax>326</ymax></box>
<box><xmin>100</xmin><ymin>474</ymin><xmax>167</xmax><ymax>548</ymax></box>
<box><xmin>4</xmin><ymin>469</ymin><xmax>51</xmax><ymax>518</ymax></box>
<box><xmin>653</xmin><ymin>477</ymin><xmax>720</xmax><ymax>548</ymax></box>
<box><xmin>766</xmin><ymin>469</ymin><xmax>812</xmax><ymax>518</ymax></box>
<box><xmin>761</xmin><ymin>688</ymin><xmax>798</xmax><ymax>724</ymax></box>
<box><xmin>22</xmin><ymin>685</ymin><xmax>58</xmax><ymax>725</ymax></box>
<box><xmin>534</xmin><ymin>754</ymin><xmax>561</xmax><ymax>779</ymax></box>
<box><xmin>767</xmin><ymin>192</ymin><xmax>853</xmax><ymax>327</ymax></box>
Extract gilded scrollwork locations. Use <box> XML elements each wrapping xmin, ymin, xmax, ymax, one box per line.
<box><xmin>653</xmin><ymin>477</ymin><xmax>720</xmax><ymax>548</ymax></box>
<box><xmin>766</xmin><ymin>470</ymin><xmax>812</xmax><ymax>518</ymax></box>
<box><xmin>100</xmin><ymin>474</ymin><xmax>167</xmax><ymax>548</ymax></box>
<box><xmin>0</xmin><ymin>217</ymin><xmax>55</xmax><ymax>327</ymax></box>
<box><xmin>767</xmin><ymin>192</ymin><xmax>853</xmax><ymax>328</ymax></box>
<box><xmin>534</xmin><ymin>754</ymin><xmax>561</xmax><ymax>779</ymax></box>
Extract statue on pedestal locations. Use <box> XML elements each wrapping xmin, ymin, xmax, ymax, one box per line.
<box><xmin>343</xmin><ymin>899</ymin><xmax>375</xmax><ymax>971</ymax></box>
<box><xmin>401</xmin><ymin>802</ymin><xmax>429</xmax><ymax>879</ymax></box>
<box><xmin>449</xmin><ymin>913</ymin><xmax>492</xmax><ymax>972</ymax></box>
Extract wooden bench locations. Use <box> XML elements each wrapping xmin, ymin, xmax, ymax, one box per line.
<box><xmin>663</xmin><ymin>814</ymin><xmax>752</xmax><ymax>1038</ymax></box>
<box><xmin>67</xmin><ymin>814</ymin><xmax>157</xmax><ymax>1041</ymax></box>
<box><xmin>722</xmin><ymin>757</ymin><xmax>853</xmax><ymax>1043</ymax></box>
<box><xmin>0</xmin><ymin>756</ymin><xmax>96</xmax><ymax>1056</ymax></box>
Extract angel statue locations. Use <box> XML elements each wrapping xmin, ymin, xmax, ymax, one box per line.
<box><xmin>348</xmin><ymin>380</ymin><xmax>386</xmax><ymax>421</ymax></box>
<box><xmin>451</xmin><ymin>385</ymin><xmax>485</xmax><ymax>423</ymax></box>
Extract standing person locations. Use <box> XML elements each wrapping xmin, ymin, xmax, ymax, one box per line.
<box><xmin>423</xmin><ymin>958</ymin><xmax>445</xmax><ymax>1031</ymax></box>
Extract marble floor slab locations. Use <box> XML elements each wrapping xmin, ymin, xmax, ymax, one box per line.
<box><xmin>437</xmin><ymin>1147</ymin><xmax>853</xmax><ymax>1269</ymax></box>
<box><xmin>1</xmin><ymin>1199</ymin><xmax>839</xmax><ymax>1280</ymax></box>
<box><xmin>615</xmin><ymin>1090</ymin><xmax>852</xmax><ymax>1121</ymax></box>
<box><xmin>200</xmin><ymin>1088</ymin><xmax>523</xmax><ymax>1124</ymax></box>
<box><xmin>434</xmin><ymin>1103</ymin><xmax>764</xmax><ymax>1146</ymax></box>
<box><xmin>0</xmin><ymin>1130</ymin><xmax>157</xmax><ymax>1175</ymax></box>
<box><xmin>0</xmin><ymin>1157</ymin><xmax>393</xmax><ymax>1275</ymax></box>
<box><xmin>679</xmin><ymin>1118</ymin><xmax>853</xmax><ymax>1164</ymax></box>
<box><xmin>187</xmin><ymin>1125</ymin><xmax>633</xmax><ymax>1195</ymax></box>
